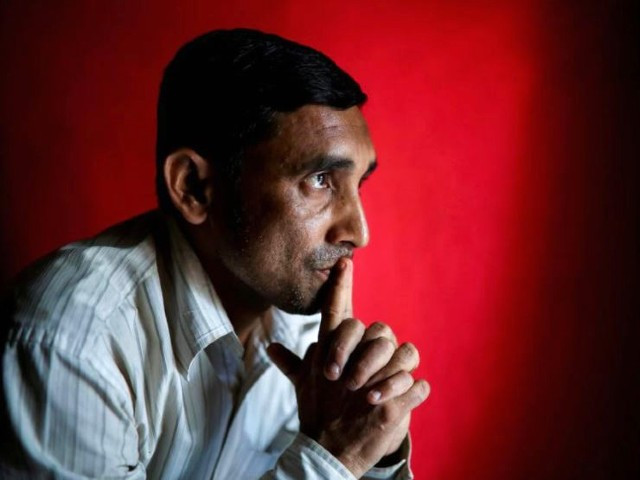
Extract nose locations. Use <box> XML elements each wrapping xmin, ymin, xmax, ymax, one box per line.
<box><xmin>327</xmin><ymin>191</ymin><xmax>370</xmax><ymax>249</ymax></box>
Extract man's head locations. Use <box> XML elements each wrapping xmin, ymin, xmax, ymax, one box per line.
<box><xmin>157</xmin><ymin>29</ymin><xmax>376</xmax><ymax>315</ymax></box>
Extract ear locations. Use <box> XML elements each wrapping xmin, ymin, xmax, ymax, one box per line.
<box><xmin>163</xmin><ymin>148</ymin><xmax>213</xmax><ymax>225</ymax></box>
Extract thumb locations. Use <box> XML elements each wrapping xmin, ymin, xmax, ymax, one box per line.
<box><xmin>267</xmin><ymin>342</ymin><xmax>302</xmax><ymax>385</ymax></box>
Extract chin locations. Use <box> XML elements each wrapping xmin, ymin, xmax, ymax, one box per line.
<box><xmin>276</xmin><ymin>281</ymin><xmax>329</xmax><ymax>316</ymax></box>
<box><xmin>276</xmin><ymin>295</ymin><xmax>321</xmax><ymax>316</ymax></box>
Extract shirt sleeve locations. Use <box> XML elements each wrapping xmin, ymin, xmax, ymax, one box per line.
<box><xmin>261</xmin><ymin>432</ymin><xmax>412</xmax><ymax>480</ymax></box>
<box><xmin>0</xmin><ymin>335</ymin><xmax>146</xmax><ymax>479</ymax></box>
<box><xmin>363</xmin><ymin>435</ymin><xmax>413</xmax><ymax>480</ymax></box>
<box><xmin>260</xmin><ymin>432</ymin><xmax>356</xmax><ymax>479</ymax></box>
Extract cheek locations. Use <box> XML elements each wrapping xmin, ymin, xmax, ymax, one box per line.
<box><xmin>243</xmin><ymin>183</ymin><xmax>334</xmax><ymax>267</ymax></box>
<box><xmin>287</xmin><ymin>192</ymin><xmax>334</xmax><ymax>245</ymax></box>
<box><xmin>261</xmin><ymin>198</ymin><xmax>331</xmax><ymax>266</ymax></box>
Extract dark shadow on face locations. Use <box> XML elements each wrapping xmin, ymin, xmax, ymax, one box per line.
<box><xmin>203</xmin><ymin>105</ymin><xmax>376</xmax><ymax>316</ymax></box>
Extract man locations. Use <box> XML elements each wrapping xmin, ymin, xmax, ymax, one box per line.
<box><xmin>0</xmin><ymin>29</ymin><xmax>429</xmax><ymax>479</ymax></box>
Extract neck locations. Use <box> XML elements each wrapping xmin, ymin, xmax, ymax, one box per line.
<box><xmin>181</xmin><ymin>220</ymin><xmax>271</xmax><ymax>347</ymax></box>
<box><xmin>204</xmin><ymin>257</ymin><xmax>273</xmax><ymax>346</ymax></box>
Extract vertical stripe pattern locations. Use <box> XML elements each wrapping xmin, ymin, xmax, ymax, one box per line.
<box><xmin>1</xmin><ymin>211</ymin><xmax>411</xmax><ymax>479</ymax></box>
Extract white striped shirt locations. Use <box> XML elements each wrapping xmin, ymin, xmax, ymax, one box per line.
<box><xmin>1</xmin><ymin>211</ymin><xmax>411</xmax><ymax>479</ymax></box>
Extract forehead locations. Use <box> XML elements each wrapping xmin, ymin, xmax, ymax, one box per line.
<box><xmin>247</xmin><ymin>105</ymin><xmax>376</xmax><ymax>173</ymax></box>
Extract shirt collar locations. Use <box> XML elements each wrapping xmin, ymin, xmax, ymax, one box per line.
<box><xmin>159</xmin><ymin>214</ymin><xmax>238</xmax><ymax>379</ymax></box>
<box><xmin>157</xmin><ymin>212</ymin><xmax>310</xmax><ymax>380</ymax></box>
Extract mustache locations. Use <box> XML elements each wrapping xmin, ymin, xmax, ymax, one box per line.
<box><xmin>306</xmin><ymin>246</ymin><xmax>353</xmax><ymax>270</ymax></box>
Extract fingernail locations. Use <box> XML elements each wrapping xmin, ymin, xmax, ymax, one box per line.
<box><xmin>326</xmin><ymin>363</ymin><xmax>340</xmax><ymax>379</ymax></box>
<box><xmin>347</xmin><ymin>379</ymin><xmax>359</xmax><ymax>391</ymax></box>
<box><xmin>368</xmin><ymin>390</ymin><xmax>382</xmax><ymax>403</ymax></box>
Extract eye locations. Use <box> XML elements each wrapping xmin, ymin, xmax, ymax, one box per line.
<box><xmin>307</xmin><ymin>172</ymin><xmax>330</xmax><ymax>189</ymax></box>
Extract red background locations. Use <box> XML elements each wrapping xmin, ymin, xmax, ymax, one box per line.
<box><xmin>1</xmin><ymin>1</ymin><xmax>637</xmax><ymax>478</ymax></box>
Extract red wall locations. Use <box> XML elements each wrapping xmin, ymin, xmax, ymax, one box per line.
<box><xmin>1</xmin><ymin>1</ymin><xmax>637</xmax><ymax>478</ymax></box>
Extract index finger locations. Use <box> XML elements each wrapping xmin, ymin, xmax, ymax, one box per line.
<box><xmin>319</xmin><ymin>257</ymin><xmax>353</xmax><ymax>340</ymax></box>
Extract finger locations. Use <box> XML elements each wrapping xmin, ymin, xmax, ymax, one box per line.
<box><xmin>323</xmin><ymin>318</ymin><xmax>366</xmax><ymax>380</ymax></box>
<box><xmin>319</xmin><ymin>257</ymin><xmax>353</xmax><ymax>340</ymax></box>
<box><xmin>344</xmin><ymin>337</ymin><xmax>396</xmax><ymax>391</ymax></box>
<box><xmin>364</xmin><ymin>342</ymin><xmax>420</xmax><ymax>388</ymax></box>
<box><xmin>366</xmin><ymin>371</ymin><xmax>414</xmax><ymax>405</ymax></box>
<box><xmin>377</xmin><ymin>380</ymin><xmax>429</xmax><ymax>427</ymax></box>
<box><xmin>395</xmin><ymin>379</ymin><xmax>431</xmax><ymax>412</ymax></box>
<box><xmin>267</xmin><ymin>342</ymin><xmax>302</xmax><ymax>385</ymax></box>
<box><xmin>362</xmin><ymin>321</ymin><xmax>398</xmax><ymax>347</ymax></box>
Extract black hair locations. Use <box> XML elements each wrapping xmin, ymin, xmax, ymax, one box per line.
<box><xmin>155</xmin><ymin>28</ymin><xmax>367</xmax><ymax>212</ymax></box>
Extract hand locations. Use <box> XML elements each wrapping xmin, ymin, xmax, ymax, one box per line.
<box><xmin>323</xmin><ymin>318</ymin><xmax>421</xmax><ymax>405</ymax></box>
<box><xmin>319</xmin><ymin>261</ymin><xmax>422</xmax><ymax>458</ymax></box>
<box><xmin>268</xmin><ymin>258</ymin><xmax>430</xmax><ymax>477</ymax></box>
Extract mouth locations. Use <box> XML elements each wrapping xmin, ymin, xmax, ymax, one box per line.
<box><xmin>311</xmin><ymin>254</ymin><xmax>352</xmax><ymax>282</ymax></box>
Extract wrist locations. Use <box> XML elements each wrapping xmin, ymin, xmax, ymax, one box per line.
<box><xmin>375</xmin><ymin>434</ymin><xmax>410</xmax><ymax>468</ymax></box>
<box><xmin>316</xmin><ymin>434</ymin><xmax>368</xmax><ymax>478</ymax></box>
<box><xmin>288</xmin><ymin>432</ymin><xmax>361</xmax><ymax>479</ymax></box>
<box><xmin>336</xmin><ymin>451</ymin><xmax>368</xmax><ymax>479</ymax></box>
<box><xmin>375</xmin><ymin>448</ymin><xmax>403</xmax><ymax>468</ymax></box>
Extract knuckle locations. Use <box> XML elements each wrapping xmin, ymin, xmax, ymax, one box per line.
<box><xmin>367</xmin><ymin>321</ymin><xmax>398</xmax><ymax>345</ymax></box>
<box><xmin>335</xmin><ymin>318</ymin><xmax>352</xmax><ymax>332</ymax></box>
<box><xmin>372</xmin><ymin>336</ymin><xmax>396</xmax><ymax>354</ymax></box>
<box><xmin>422</xmin><ymin>381</ymin><xmax>431</xmax><ymax>399</ymax></box>
<box><xmin>331</xmin><ymin>342</ymin><xmax>350</xmax><ymax>363</ymax></box>
<box><xmin>398</xmin><ymin>342</ymin><xmax>419</xmax><ymax>363</ymax></box>
<box><xmin>413</xmin><ymin>380</ymin><xmax>430</xmax><ymax>402</ymax></box>
<box><xmin>370</xmin><ymin>320</ymin><xmax>387</xmax><ymax>330</ymax></box>
<box><xmin>342</xmin><ymin>318</ymin><xmax>357</xmax><ymax>328</ymax></box>
<box><xmin>332</xmin><ymin>342</ymin><xmax>349</xmax><ymax>354</ymax></box>
<box><xmin>402</xmin><ymin>341</ymin><xmax>418</xmax><ymax>355</ymax></box>
<box><xmin>369</xmin><ymin>321</ymin><xmax>391</xmax><ymax>336</ymax></box>
<box><xmin>344</xmin><ymin>318</ymin><xmax>365</xmax><ymax>333</ymax></box>
<box><xmin>379</xmin><ymin>378</ymin><xmax>397</xmax><ymax>395</ymax></box>
<box><xmin>397</xmin><ymin>370</ymin><xmax>414</xmax><ymax>386</ymax></box>
<box><xmin>384</xmin><ymin>371</ymin><xmax>412</xmax><ymax>394</ymax></box>
<box><xmin>352</xmin><ymin>359</ymin><xmax>372</xmax><ymax>381</ymax></box>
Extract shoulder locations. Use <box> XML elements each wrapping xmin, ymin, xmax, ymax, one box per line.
<box><xmin>4</xmin><ymin>211</ymin><xmax>163</xmax><ymax>357</ymax></box>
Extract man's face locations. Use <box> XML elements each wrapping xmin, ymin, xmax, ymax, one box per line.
<box><xmin>211</xmin><ymin>105</ymin><xmax>376</xmax><ymax>315</ymax></box>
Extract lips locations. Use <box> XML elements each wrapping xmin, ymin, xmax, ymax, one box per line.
<box><xmin>310</xmin><ymin>254</ymin><xmax>352</xmax><ymax>281</ymax></box>
<box><xmin>315</xmin><ymin>269</ymin><xmax>331</xmax><ymax>280</ymax></box>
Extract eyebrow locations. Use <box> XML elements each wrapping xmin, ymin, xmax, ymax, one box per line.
<box><xmin>296</xmin><ymin>154</ymin><xmax>378</xmax><ymax>179</ymax></box>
